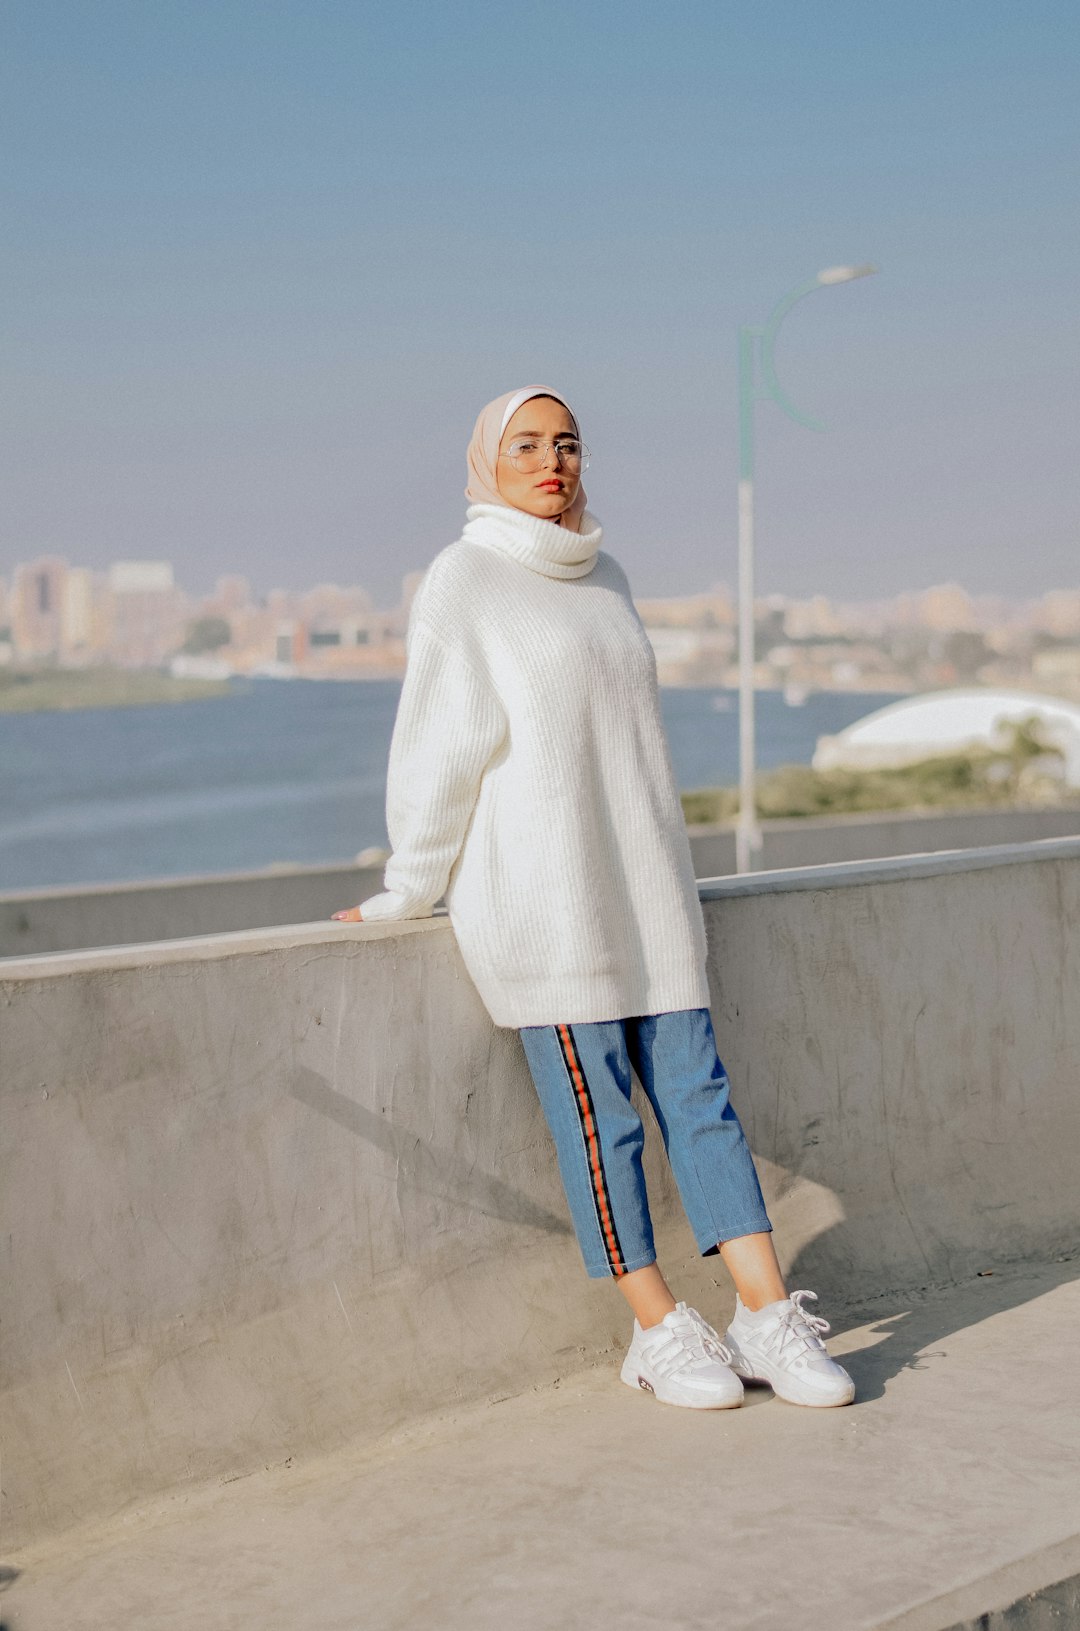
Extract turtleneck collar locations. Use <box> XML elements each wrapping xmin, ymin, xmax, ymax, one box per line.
<box><xmin>463</xmin><ymin>502</ymin><xmax>602</xmax><ymax>580</ymax></box>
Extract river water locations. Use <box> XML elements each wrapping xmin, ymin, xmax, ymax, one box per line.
<box><xmin>0</xmin><ymin>679</ymin><xmax>906</xmax><ymax>891</ymax></box>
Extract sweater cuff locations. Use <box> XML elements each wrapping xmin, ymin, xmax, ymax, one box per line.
<box><xmin>355</xmin><ymin>890</ymin><xmax>435</xmax><ymax>923</ymax></box>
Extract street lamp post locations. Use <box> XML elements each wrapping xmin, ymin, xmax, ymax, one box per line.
<box><xmin>735</xmin><ymin>263</ymin><xmax>879</xmax><ymax>875</ymax></box>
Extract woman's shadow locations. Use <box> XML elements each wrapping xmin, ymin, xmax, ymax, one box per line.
<box><xmin>782</xmin><ymin>1224</ymin><xmax>1080</xmax><ymax>1405</ymax></box>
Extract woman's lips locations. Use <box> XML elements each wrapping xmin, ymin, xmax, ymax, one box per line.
<box><xmin>537</xmin><ymin>480</ymin><xmax>564</xmax><ymax>491</ymax></box>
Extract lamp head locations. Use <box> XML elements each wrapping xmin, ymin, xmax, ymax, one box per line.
<box><xmin>817</xmin><ymin>263</ymin><xmax>879</xmax><ymax>285</ymax></box>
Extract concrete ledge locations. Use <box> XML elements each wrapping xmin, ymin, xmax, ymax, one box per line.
<box><xmin>8</xmin><ymin>1263</ymin><xmax>1080</xmax><ymax>1631</ymax></box>
<box><xmin>878</xmin><ymin>1533</ymin><xmax>1080</xmax><ymax>1631</ymax></box>
<box><xmin>0</xmin><ymin>858</ymin><xmax>390</xmax><ymax>960</ymax></box>
<box><xmin>699</xmin><ymin>831</ymin><xmax>1080</xmax><ymax>897</ymax></box>
<box><xmin>3</xmin><ymin>840</ymin><xmax>1079</xmax><ymax>1551</ymax></box>
<box><xmin>6</xmin><ymin>832</ymin><xmax>1080</xmax><ymax>979</ymax></box>
<box><xmin>0</xmin><ymin>912</ymin><xmax>446</xmax><ymax>980</ymax></box>
<box><xmin>5</xmin><ymin>805</ymin><xmax>1078</xmax><ymax>959</ymax></box>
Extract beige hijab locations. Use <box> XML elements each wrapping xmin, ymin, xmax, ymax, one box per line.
<box><xmin>465</xmin><ymin>385</ymin><xmax>588</xmax><ymax>532</ymax></box>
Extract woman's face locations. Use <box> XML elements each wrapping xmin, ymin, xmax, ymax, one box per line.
<box><xmin>496</xmin><ymin>396</ymin><xmax>581</xmax><ymax>523</ymax></box>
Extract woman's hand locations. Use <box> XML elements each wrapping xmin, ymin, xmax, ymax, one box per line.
<box><xmin>331</xmin><ymin>906</ymin><xmax>364</xmax><ymax>922</ymax></box>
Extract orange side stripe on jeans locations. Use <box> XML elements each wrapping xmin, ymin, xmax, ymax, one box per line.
<box><xmin>556</xmin><ymin>1023</ymin><xmax>626</xmax><ymax>1277</ymax></box>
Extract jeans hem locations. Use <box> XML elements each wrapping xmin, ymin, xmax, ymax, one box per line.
<box><xmin>698</xmin><ymin>1216</ymin><xmax>774</xmax><ymax>1256</ymax></box>
<box><xmin>582</xmin><ymin>1251</ymin><xmax>658</xmax><ymax>1281</ymax></box>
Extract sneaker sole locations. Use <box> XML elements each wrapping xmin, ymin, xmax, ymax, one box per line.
<box><xmin>619</xmin><ymin>1356</ymin><xmax>744</xmax><ymax>1409</ymax></box>
<box><xmin>728</xmin><ymin>1356</ymin><xmax>855</xmax><ymax>1408</ymax></box>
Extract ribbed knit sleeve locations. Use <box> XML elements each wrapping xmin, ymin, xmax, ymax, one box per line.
<box><xmin>357</xmin><ymin>619</ymin><xmax>507</xmax><ymax>922</ymax></box>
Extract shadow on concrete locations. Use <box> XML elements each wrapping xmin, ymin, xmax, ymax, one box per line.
<box><xmin>0</xmin><ymin>1559</ymin><xmax>20</xmax><ymax>1631</ymax></box>
<box><xmin>293</xmin><ymin>1057</ymin><xmax>1078</xmax><ymax>1411</ymax></box>
<box><xmin>788</xmin><ymin>1250</ymin><xmax>1080</xmax><ymax>1405</ymax></box>
<box><xmin>291</xmin><ymin>1067</ymin><xmax>573</xmax><ymax>1237</ymax></box>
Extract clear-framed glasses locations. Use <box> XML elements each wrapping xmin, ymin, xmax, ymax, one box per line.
<box><xmin>499</xmin><ymin>436</ymin><xmax>591</xmax><ymax>474</ymax></box>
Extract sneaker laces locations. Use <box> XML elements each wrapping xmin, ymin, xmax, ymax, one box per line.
<box><xmin>765</xmin><ymin>1288</ymin><xmax>832</xmax><ymax>1361</ymax></box>
<box><xmin>641</xmin><ymin>1305</ymin><xmax>734</xmax><ymax>1379</ymax></box>
<box><xmin>675</xmin><ymin>1303</ymin><xmax>736</xmax><ymax>1368</ymax></box>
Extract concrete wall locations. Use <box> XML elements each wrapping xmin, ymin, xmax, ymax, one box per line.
<box><xmin>690</xmin><ymin>802</ymin><xmax>1080</xmax><ymax>880</ymax></box>
<box><xmin>4</xmin><ymin>803</ymin><xmax>1080</xmax><ymax>959</ymax></box>
<box><xmin>0</xmin><ymin>858</ymin><xmax>390</xmax><ymax>961</ymax></box>
<box><xmin>3</xmin><ymin>836</ymin><xmax>1079</xmax><ymax>1549</ymax></box>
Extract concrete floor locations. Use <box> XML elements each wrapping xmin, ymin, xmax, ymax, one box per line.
<box><xmin>6</xmin><ymin>1258</ymin><xmax>1080</xmax><ymax>1631</ymax></box>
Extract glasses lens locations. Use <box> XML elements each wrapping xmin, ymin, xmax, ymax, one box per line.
<box><xmin>505</xmin><ymin>439</ymin><xmax>543</xmax><ymax>472</ymax></box>
<box><xmin>506</xmin><ymin>439</ymin><xmax>586</xmax><ymax>472</ymax></box>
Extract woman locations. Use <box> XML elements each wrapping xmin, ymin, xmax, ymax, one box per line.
<box><xmin>333</xmin><ymin>385</ymin><xmax>854</xmax><ymax>1411</ymax></box>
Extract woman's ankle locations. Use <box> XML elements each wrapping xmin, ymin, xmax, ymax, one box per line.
<box><xmin>617</xmin><ymin>1262</ymin><xmax>677</xmax><ymax>1328</ymax></box>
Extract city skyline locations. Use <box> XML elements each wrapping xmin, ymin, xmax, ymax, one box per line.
<box><xmin>3</xmin><ymin>528</ymin><xmax>1080</xmax><ymax>610</ymax></box>
<box><xmin>6</xmin><ymin>547</ymin><xmax>1080</xmax><ymax>704</ymax></box>
<box><xmin>6</xmin><ymin>546</ymin><xmax>1080</xmax><ymax>629</ymax></box>
<box><xmin>4</xmin><ymin>3</ymin><xmax>1079</xmax><ymax>606</ymax></box>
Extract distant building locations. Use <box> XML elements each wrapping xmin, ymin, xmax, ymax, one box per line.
<box><xmin>276</xmin><ymin>621</ymin><xmax>306</xmax><ymax>667</ymax></box>
<box><xmin>109</xmin><ymin>560</ymin><xmax>175</xmax><ymax>595</ymax></box>
<box><xmin>107</xmin><ymin>559</ymin><xmax>189</xmax><ymax>666</ymax></box>
<box><xmin>59</xmin><ymin>566</ymin><xmax>97</xmax><ymax>658</ymax></box>
<box><xmin>299</xmin><ymin>583</ymin><xmax>374</xmax><ymax>624</ymax></box>
<box><xmin>633</xmin><ymin>589</ymin><xmax>734</xmax><ymax>629</ymax></box>
<box><xmin>1035</xmin><ymin>590</ymin><xmax>1080</xmax><ymax>639</ymax></box>
<box><xmin>783</xmin><ymin>594</ymin><xmax>843</xmax><ymax>639</ymax></box>
<box><xmin>212</xmin><ymin>575</ymin><xmax>252</xmax><ymax>614</ymax></box>
<box><xmin>918</xmin><ymin>583</ymin><xmax>978</xmax><ymax>633</ymax></box>
<box><xmin>10</xmin><ymin>556</ymin><xmax>68</xmax><ymax>657</ymax></box>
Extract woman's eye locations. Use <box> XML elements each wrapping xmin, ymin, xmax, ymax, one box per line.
<box><xmin>512</xmin><ymin>441</ymin><xmax>539</xmax><ymax>453</ymax></box>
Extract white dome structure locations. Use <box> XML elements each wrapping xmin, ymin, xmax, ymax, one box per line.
<box><xmin>813</xmin><ymin>688</ymin><xmax>1080</xmax><ymax>787</ymax></box>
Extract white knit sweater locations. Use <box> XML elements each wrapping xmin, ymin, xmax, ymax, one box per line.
<box><xmin>357</xmin><ymin>501</ymin><xmax>711</xmax><ymax>1028</ymax></box>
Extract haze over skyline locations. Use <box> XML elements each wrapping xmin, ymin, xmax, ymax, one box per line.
<box><xmin>5</xmin><ymin>1</ymin><xmax>1079</xmax><ymax>606</ymax></box>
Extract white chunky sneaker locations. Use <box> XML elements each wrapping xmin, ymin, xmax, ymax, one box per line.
<box><xmin>723</xmin><ymin>1288</ymin><xmax>855</xmax><ymax>1407</ymax></box>
<box><xmin>620</xmin><ymin>1301</ymin><xmax>744</xmax><ymax>1409</ymax></box>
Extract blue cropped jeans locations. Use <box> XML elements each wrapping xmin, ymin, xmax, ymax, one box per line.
<box><xmin>518</xmin><ymin>1006</ymin><xmax>772</xmax><ymax>1280</ymax></box>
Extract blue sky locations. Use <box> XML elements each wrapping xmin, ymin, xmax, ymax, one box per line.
<box><xmin>4</xmin><ymin>1</ymin><xmax>1079</xmax><ymax>604</ymax></box>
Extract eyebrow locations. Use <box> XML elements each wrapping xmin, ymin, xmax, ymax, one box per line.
<box><xmin>507</xmin><ymin>429</ymin><xmax>578</xmax><ymax>438</ymax></box>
